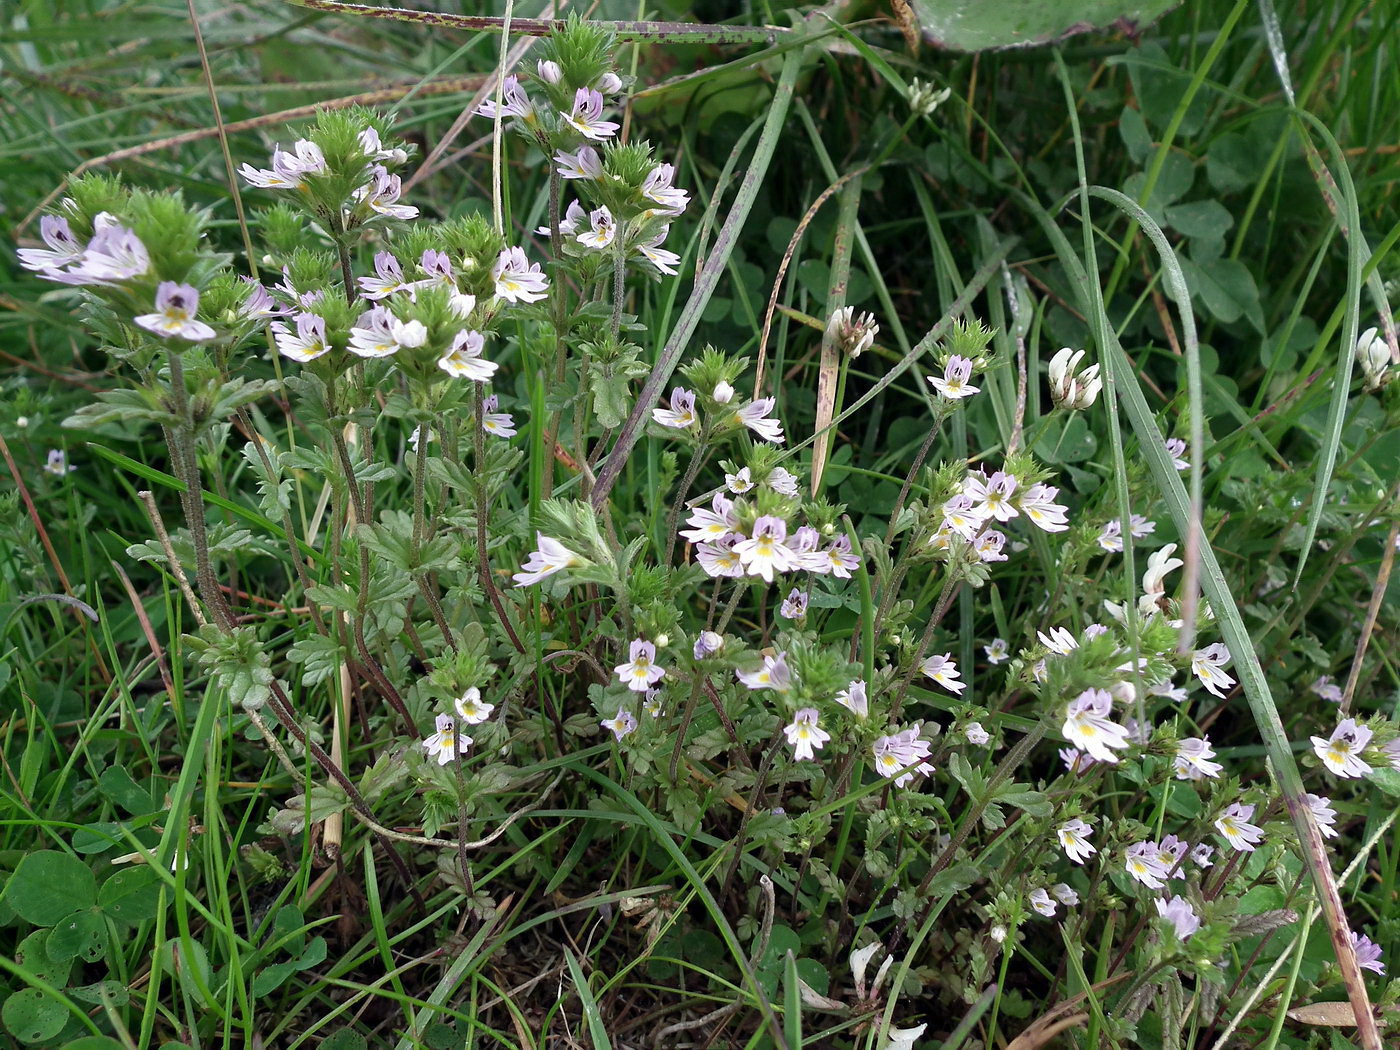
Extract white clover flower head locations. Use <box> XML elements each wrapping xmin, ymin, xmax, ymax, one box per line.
<box><xmin>908</xmin><ymin>78</ymin><xmax>952</xmax><ymax>117</ymax></box>
<box><xmin>920</xmin><ymin>653</ymin><xmax>965</xmax><ymax>695</ymax></box>
<box><xmin>1048</xmin><ymin>347</ymin><xmax>1103</xmax><ymax>410</ymax></box>
<box><xmin>615</xmin><ymin>638</ymin><xmax>666</xmax><ymax>692</ymax></box>
<box><xmin>1057</xmin><ymin>818</ymin><xmax>1096</xmax><ymax>864</ymax></box>
<box><xmin>928</xmin><ymin>354</ymin><xmax>979</xmax><ymax>399</ymax></box>
<box><xmin>784</xmin><ymin>708</ymin><xmax>830</xmax><ymax>762</ymax></box>
<box><xmin>422</xmin><ymin>714</ymin><xmax>471</xmax><ymax>765</ymax></box>
<box><xmin>512</xmin><ymin>533</ymin><xmax>582</xmax><ymax>587</ymax></box>
<box><xmin>1155</xmin><ymin>895</ymin><xmax>1200</xmax><ymax>941</ymax></box>
<box><xmin>1062</xmin><ymin>688</ymin><xmax>1130</xmax><ymax>763</ymax></box>
<box><xmin>1355</xmin><ymin>326</ymin><xmax>1392</xmax><ymax>390</ymax></box>
<box><xmin>1215</xmin><ymin>802</ymin><xmax>1265</xmax><ymax>852</ymax></box>
<box><xmin>1311</xmin><ymin>719</ymin><xmax>1374</xmax><ymax>778</ymax></box>
<box><xmin>600</xmin><ymin>707</ymin><xmax>637</xmax><ymax>741</ymax></box>
<box><xmin>835</xmin><ymin>679</ymin><xmax>869</xmax><ymax>719</ymax></box>
<box><xmin>453</xmin><ymin>687</ymin><xmax>495</xmax><ymax>725</ymax></box>
<box><xmin>826</xmin><ymin>305</ymin><xmax>879</xmax><ymax>357</ymax></box>
<box><xmin>652</xmin><ymin>387</ymin><xmax>698</xmax><ymax>429</ymax></box>
<box><xmin>1028</xmin><ymin>888</ymin><xmax>1056</xmax><ymax>918</ymax></box>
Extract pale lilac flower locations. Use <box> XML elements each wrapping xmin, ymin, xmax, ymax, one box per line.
<box><xmin>1191</xmin><ymin>642</ymin><xmax>1235</xmax><ymax>698</ymax></box>
<box><xmin>1149</xmin><ymin>678</ymin><xmax>1189</xmax><ymax>703</ymax></box>
<box><xmin>135</xmin><ymin>282</ymin><xmax>215</xmax><ymax>342</ymax></box>
<box><xmin>811</xmin><ymin>535</ymin><xmax>861</xmax><ymax>578</ymax></box>
<box><xmin>239</xmin><ymin>280</ymin><xmax>288</xmax><ymax>319</ymax></box>
<box><xmin>1351</xmin><ymin>932</ymin><xmax>1386</xmax><ymax>975</ymax></box>
<box><xmin>576</xmin><ymin>205</ymin><xmax>616</xmax><ymax>250</ymax></box>
<box><xmin>640</xmin><ymin>162</ymin><xmax>690</xmax><ymax>214</ymax></box>
<box><xmin>696</xmin><ymin>535</ymin><xmax>744</xmax><ymax>577</ymax></box>
<box><xmin>736</xmin><ymin>652</ymin><xmax>791</xmax><ymax>692</ymax></box>
<box><xmin>43</xmin><ymin>449</ymin><xmax>75</xmax><ymax>476</ymax></box>
<box><xmin>1311</xmin><ymin>719</ymin><xmax>1373</xmax><ymax>778</ymax></box>
<box><xmin>239</xmin><ymin>139</ymin><xmax>325</xmax><ymax>188</ymax></box>
<box><xmin>512</xmin><ymin>533</ymin><xmax>581</xmax><ymax>586</ymax></box>
<box><xmin>1038</xmin><ymin>626</ymin><xmax>1078</xmax><ymax>655</ymax></box>
<box><xmin>1383</xmin><ymin>739</ymin><xmax>1400</xmax><ymax>771</ymax></box>
<box><xmin>784</xmin><ymin>708</ymin><xmax>830</xmax><ymax>761</ymax></box>
<box><xmin>422</xmin><ymin>714</ymin><xmax>471</xmax><ymax>765</ymax></box>
<box><xmin>974</xmin><ymin>529</ymin><xmax>1008</xmax><ymax>562</ymax></box>
<box><xmin>55</xmin><ymin>222</ymin><xmax>147</xmax><ymax>285</ymax></box>
<box><xmin>766</xmin><ymin>466</ymin><xmax>800</xmax><ymax>497</ymax></box>
<box><xmin>681</xmin><ymin>493</ymin><xmax>737</xmax><ymax>544</ymax></box>
<box><xmin>600</xmin><ymin>708</ymin><xmax>637</xmax><ymax>741</ymax></box>
<box><xmin>477</xmin><ymin>75</ymin><xmax>533</xmax><ymax>120</ymax></box>
<box><xmin>536</xmin><ymin>59</ymin><xmax>562</xmax><ymax>84</ymax></box>
<box><xmin>693</xmin><ymin>631</ymin><xmax>724</xmax><ymax>659</ymax></box>
<box><xmin>357</xmin><ymin>126</ymin><xmax>408</xmax><ymax>165</ymax></box>
<box><xmin>1124</xmin><ymin>840</ymin><xmax>1171</xmax><ymax>889</ymax></box>
<box><xmin>1017</xmin><ymin>483</ymin><xmax>1070</xmax><ymax>533</ymax></box>
<box><xmin>562</xmin><ymin>87</ymin><xmax>619</xmax><ymax>140</ymax></box>
<box><xmin>733</xmin><ymin>516</ymin><xmax>799</xmax><ymax>582</ymax></box>
<box><xmin>835</xmin><ymin>680</ymin><xmax>869</xmax><ymax>719</ymax></box>
<box><xmin>963</xmin><ymin>722</ymin><xmax>990</xmax><ymax>745</ymax></box>
<box><xmin>940</xmin><ymin>493</ymin><xmax>988</xmax><ymax>541</ymax></box>
<box><xmin>271</xmin><ymin>313</ymin><xmax>330</xmax><ymax>362</ymax></box>
<box><xmin>1057</xmin><ymin>818</ymin><xmax>1096</xmax><ymax>864</ymax></box>
<box><xmin>1029</xmin><ymin>888</ymin><xmax>1057</xmax><ymax>918</ymax></box>
<box><xmin>928</xmin><ymin>355</ymin><xmax>979</xmax><ymax>399</ymax></box>
<box><xmin>347</xmin><ymin>305</ymin><xmax>422</xmax><ymax>358</ymax></box>
<box><xmin>635</xmin><ymin>225</ymin><xmax>682</xmax><ymax>276</ymax></box>
<box><xmin>964</xmin><ymin>470</ymin><xmax>1018</xmax><ymax>522</ymax></box>
<box><xmin>872</xmin><ymin>726</ymin><xmax>934</xmax><ymax>787</ymax></box>
<box><xmin>1155</xmin><ymin>896</ymin><xmax>1200</xmax><ymax>941</ymax></box>
<box><xmin>1304</xmin><ymin>793</ymin><xmax>1339</xmax><ymax>839</ymax></box>
<box><xmin>734</xmin><ymin>398</ymin><xmax>785</xmax><ymax>443</ymax></box>
<box><xmin>554</xmin><ymin>145</ymin><xmax>603</xmax><ymax>180</ymax></box>
<box><xmin>726</xmin><ymin>466</ymin><xmax>754</xmax><ymax>493</ymax></box>
<box><xmin>1155</xmin><ymin>835</ymin><xmax>1189</xmax><ymax>875</ymax></box>
<box><xmin>920</xmin><ymin>653</ymin><xmax>965</xmax><ymax>695</ymax></box>
<box><xmin>615</xmin><ymin>639</ymin><xmax>666</xmax><ymax>692</ymax></box>
<box><xmin>1215</xmin><ymin>802</ymin><xmax>1264</xmax><ymax>851</ymax></box>
<box><xmin>481</xmin><ymin>394</ymin><xmax>516</xmax><ymax>438</ymax></box>
<box><xmin>790</xmin><ymin>526</ymin><xmax>820</xmax><ymax>556</ymax></box>
<box><xmin>1310</xmin><ymin>675</ymin><xmax>1344</xmax><ymax>704</ymax></box>
<box><xmin>359</xmin><ymin>252</ymin><xmax>411</xmax><ymax>300</ymax></box>
<box><xmin>984</xmin><ymin>638</ymin><xmax>1009</xmax><ymax>664</ymax></box>
<box><xmin>453</xmin><ymin>688</ymin><xmax>495</xmax><ymax>725</ymax></box>
<box><xmin>1063</xmin><ymin>688</ymin><xmax>1130</xmax><ymax>763</ymax></box>
<box><xmin>354</xmin><ymin>167</ymin><xmax>418</xmax><ymax>220</ymax></box>
<box><xmin>1084</xmin><ymin>623</ymin><xmax>1109</xmax><ymax>639</ymax></box>
<box><xmin>779</xmin><ymin>588</ymin><xmax>808</xmax><ymax>620</ymax></box>
<box><xmin>1052</xmin><ymin>883</ymin><xmax>1080</xmax><ymax>906</ymax></box>
<box><xmin>1173</xmin><ymin>737</ymin><xmax>1223</xmax><ymax>781</ymax></box>
<box><xmin>652</xmin><ymin>387</ymin><xmax>698</xmax><ymax>429</ymax></box>
<box><xmin>642</xmin><ymin>691</ymin><xmax>663</xmax><ymax>718</ymax></box>
<box><xmin>1164</xmin><ymin>437</ymin><xmax>1189</xmax><ymax>470</ymax></box>
<box><xmin>492</xmin><ymin>247</ymin><xmax>549</xmax><ymax>303</ymax></box>
<box><xmin>538</xmin><ymin>199</ymin><xmax>588</xmax><ymax>237</ymax></box>
<box><xmin>16</xmin><ymin>215</ymin><xmax>84</xmax><ymax>273</ymax></box>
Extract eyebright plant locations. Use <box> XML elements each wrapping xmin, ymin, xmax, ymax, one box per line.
<box><xmin>11</xmin><ymin>15</ymin><xmax>1400</xmax><ymax>1049</ymax></box>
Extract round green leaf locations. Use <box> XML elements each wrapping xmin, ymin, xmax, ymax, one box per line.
<box><xmin>98</xmin><ymin>867</ymin><xmax>163</xmax><ymax>925</ymax></box>
<box><xmin>4</xmin><ymin>852</ymin><xmax>97</xmax><ymax>927</ymax></box>
<box><xmin>2</xmin><ymin>989</ymin><xmax>68</xmax><ymax>1045</ymax></box>
<box><xmin>46</xmin><ymin>910</ymin><xmax>106</xmax><ymax>963</ymax></box>
<box><xmin>15</xmin><ymin>930</ymin><xmax>73</xmax><ymax>987</ymax></box>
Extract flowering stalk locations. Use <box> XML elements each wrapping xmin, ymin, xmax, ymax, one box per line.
<box><xmin>662</xmin><ymin>431</ymin><xmax>712</xmax><ymax>566</ymax></box>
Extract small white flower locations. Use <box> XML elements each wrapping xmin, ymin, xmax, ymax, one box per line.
<box><xmin>453</xmin><ymin>687</ymin><xmax>495</xmax><ymax>725</ymax></box>
<box><xmin>1047</xmin><ymin>347</ymin><xmax>1102</xmax><ymax>410</ymax></box>
<box><xmin>920</xmin><ymin>653</ymin><xmax>965</xmax><ymax>695</ymax></box>
<box><xmin>576</xmin><ymin>205</ymin><xmax>616</xmax><ymax>250</ymax></box>
<box><xmin>481</xmin><ymin>394</ymin><xmax>516</xmax><ymax>438</ymax></box>
<box><xmin>1173</xmin><ymin>737</ymin><xmax>1223</xmax><ymax>780</ymax></box>
<box><xmin>1124</xmin><ymin>840</ymin><xmax>1170</xmax><ymax>889</ymax></box>
<box><xmin>835</xmin><ymin>680</ymin><xmax>869</xmax><ymax>719</ymax></box>
<box><xmin>652</xmin><ymin>387</ymin><xmax>698</xmax><ymax>429</ymax></box>
<box><xmin>1155</xmin><ymin>896</ymin><xmax>1200</xmax><ymax>941</ymax></box>
<box><xmin>512</xmin><ymin>533</ymin><xmax>581</xmax><ymax>586</ymax></box>
<box><xmin>733</xmin><ymin>516</ymin><xmax>799</xmax><ymax>582</ymax></box>
<box><xmin>614</xmin><ymin>639</ymin><xmax>666</xmax><ymax>692</ymax></box>
<box><xmin>680</xmin><ymin>493</ymin><xmax>737</xmax><ymax>544</ymax></box>
<box><xmin>562</xmin><ymin>87</ymin><xmax>619</xmax><ymax>140</ymax></box>
<box><xmin>554</xmin><ymin>146</ymin><xmax>603</xmax><ymax>181</ymax></box>
<box><xmin>872</xmin><ymin>726</ymin><xmax>933</xmax><ymax>787</ymax></box>
<box><xmin>1191</xmin><ymin>643</ymin><xmax>1235</xmax><ymax>698</ymax></box>
<box><xmin>1037</xmin><ymin>626</ymin><xmax>1078</xmax><ymax>655</ymax></box>
<box><xmin>766</xmin><ymin>466</ymin><xmax>801</xmax><ymax>497</ymax></box>
<box><xmin>712</xmin><ymin>380</ymin><xmax>735</xmax><ymax>404</ymax></box>
<box><xmin>963</xmin><ymin>722</ymin><xmax>990</xmax><ymax>746</ymax></box>
<box><xmin>725</xmin><ymin>466</ymin><xmax>755</xmax><ymax>493</ymax></box>
<box><xmin>736</xmin><ymin>653</ymin><xmax>791</xmax><ymax>692</ymax></box>
<box><xmin>1164</xmin><ymin>437</ymin><xmax>1189</xmax><ymax>470</ymax></box>
<box><xmin>784</xmin><ymin>708</ymin><xmax>830</xmax><ymax>762</ymax></box>
<box><xmin>984</xmin><ymin>638</ymin><xmax>1009</xmax><ymax>664</ymax></box>
<box><xmin>1304</xmin><ymin>792</ymin><xmax>1339</xmax><ymax>838</ymax></box>
<box><xmin>1215</xmin><ymin>803</ymin><xmax>1265</xmax><ymax>851</ymax></box>
<box><xmin>1052</xmin><ymin>883</ymin><xmax>1080</xmax><ymax>906</ymax></box>
<box><xmin>1062</xmin><ymin>688</ymin><xmax>1130</xmax><ymax>763</ymax></box>
<box><xmin>1356</xmin><ymin>326</ymin><xmax>1392</xmax><ymax>389</ymax></box>
<box><xmin>422</xmin><ymin>714</ymin><xmax>471</xmax><ymax>765</ymax></box>
<box><xmin>1057</xmin><ymin>818</ymin><xmax>1096</xmax><ymax>864</ymax></box>
<box><xmin>136</xmin><ymin>282</ymin><xmax>217</xmax><ymax>342</ymax></box>
<box><xmin>928</xmin><ymin>354</ymin><xmax>979</xmax><ymax>399</ymax></box>
<box><xmin>438</xmin><ymin>330</ymin><xmax>498</xmax><ymax>381</ymax></box>
<box><xmin>1017</xmin><ymin>483</ymin><xmax>1070</xmax><ymax>533</ymax></box>
<box><xmin>1029</xmin><ymin>888</ymin><xmax>1056</xmax><ymax>917</ymax></box>
<box><xmin>1311</xmin><ymin>719</ymin><xmax>1373</xmax><ymax>778</ymax></box>
<box><xmin>1310</xmin><ymin>675</ymin><xmax>1344</xmax><ymax>704</ymax></box>
<box><xmin>600</xmin><ymin>708</ymin><xmax>637</xmax><ymax>741</ymax></box>
<box><xmin>477</xmin><ymin>75</ymin><xmax>533</xmax><ymax>120</ymax></box>
<box><xmin>492</xmin><ymin>246</ymin><xmax>549</xmax><ymax>304</ymax></box>
<box><xmin>733</xmin><ymin>398</ymin><xmax>785</xmax><ymax>444</ymax></box>
<box><xmin>881</xmin><ymin>1024</ymin><xmax>927</xmax><ymax>1050</ymax></box>
<box><xmin>779</xmin><ymin>587</ymin><xmax>808</xmax><ymax>620</ymax></box>
<box><xmin>43</xmin><ymin>449</ymin><xmax>76</xmax><ymax>476</ymax></box>
<box><xmin>354</xmin><ymin>166</ymin><xmax>418</xmax><ymax>221</ymax></box>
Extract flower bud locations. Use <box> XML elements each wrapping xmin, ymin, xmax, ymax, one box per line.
<box><xmin>597</xmin><ymin>72</ymin><xmax>623</xmax><ymax>94</ymax></box>
<box><xmin>693</xmin><ymin>631</ymin><xmax>724</xmax><ymax>658</ymax></box>
<box><xmin>537</xmin><ymin>60</ymin><xmax>563</xmax><ymax>84</ymax></box>
<box><xmin>909</xmin><ymin>78</ymin><xmax>952</xmax><ymax>118</ymax></box>
<box><xmin>1047</xmin><ymin>347</ymin><xmax>1102</xmax><ymax>410</ymax></box>
<box><xmin>1356</xmin><ymin>326</ymin><xmax>1392</xmax><ymax>390</ymax></box>
<box><xmin>712</xmin><ymin>379</ymin><xmax>735</xmax><ymax>404</ymax></box>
